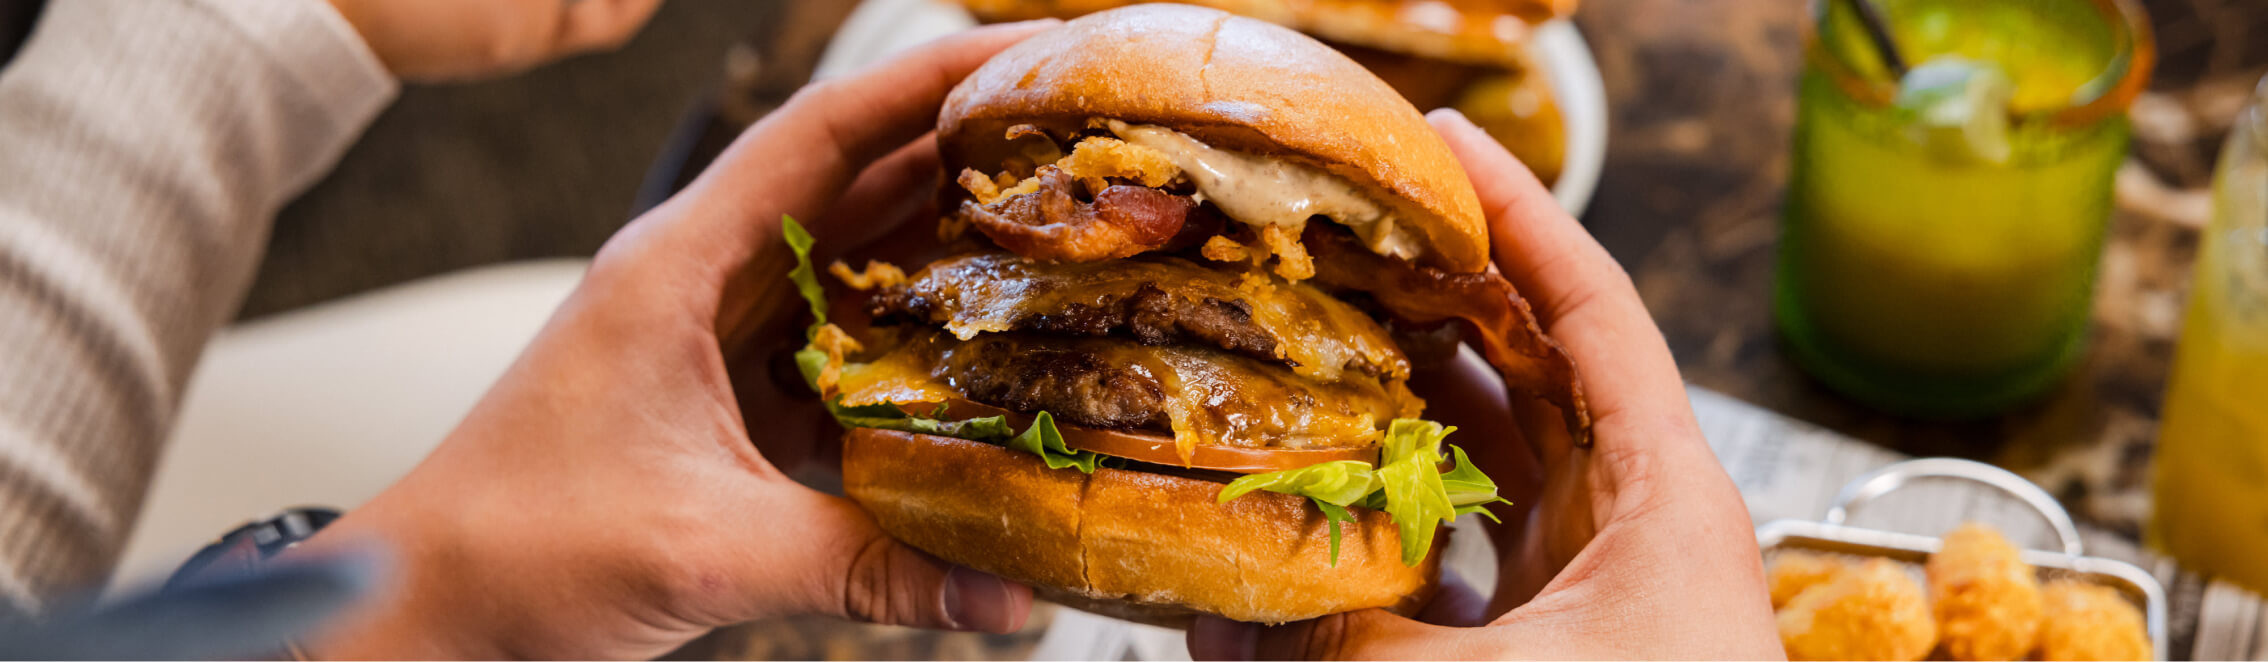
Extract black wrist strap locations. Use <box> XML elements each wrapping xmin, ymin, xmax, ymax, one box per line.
<box><xmin>167</xmin><ymin>507</ymin><xmax>341</xmax><ymax>591</ymax></box>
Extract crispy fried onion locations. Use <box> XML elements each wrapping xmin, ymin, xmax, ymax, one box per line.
<box><xmin>1055</xmin><ymin>136</ymin><xmax>1179</xmax><ymax>191</ymax></box>
<box><xmin>1200</xmin><ymin>224</ymin><xmax>1316</xmax><ymax>281</ymax></box>
<box><xmin>806</xmin><ymin>323</ymin><xmax>865</xmax><ymax>397</ymax></box>
<box><xmin>1305</xmin><ymin>226</ymin><xmax>1593</xmax><ymax>444</ymax></box>
<box><xmin>953</xmin><ymin>134</ymin><xmax>1200</xmax><ymax>263</ymax></box>
<box><xmin>827</xmin><ymin>259</ymin><xmax>907</xmax><ymax>291</ymax></box>
<box><xmin>955</xmin><ymin>166</ymin><xmax>1204</xmax><ymax>262</ymax></box>
<box><xmin>962</xmin><ymin>135</ymin><xmax>1182</xmax><ymax>205</ymax></box>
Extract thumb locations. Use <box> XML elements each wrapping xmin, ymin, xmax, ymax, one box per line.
<box><xmin>785</xmin><ymin>494</ymin><xmax>1034</xmax><ymax>633</ymax></box>
<box><xmin>1188</xmin><ymin>609</ymin><xmax>1475</xmax><ymax>660</ymax></box>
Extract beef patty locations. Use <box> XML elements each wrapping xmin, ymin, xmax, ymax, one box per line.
<box><xmin>875</xmin><ymin>280</ymin><xmax>1277</xmax><ymax>366</ymax></box>
<box><xmin>867</xmin><ymin>252</ymin><xmax>1410</xmax><ymax>382</ymax></box>
<box><xmin>835</xmin><ymin>331</ymin><xmax>1420</xmax><ymax>450</ymax></box>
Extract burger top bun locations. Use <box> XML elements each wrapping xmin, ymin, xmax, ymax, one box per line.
<box><xmin>939</xmin><ymin>3</ymin><xmax>1491</xmax><ymax>274</ymax></box>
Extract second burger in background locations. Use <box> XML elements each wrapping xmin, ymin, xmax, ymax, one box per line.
<box><xmin>788</xmin><ymin>4</ymin><xmax>1589</xmax><ymax>625</ymax></box>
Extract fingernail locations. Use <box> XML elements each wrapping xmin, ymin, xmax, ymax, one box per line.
<box><xmin>1188</xmin><ymin>616</ymin><xmax>1260</xmax><ymax>661</ymax></box>
<box><xmin>1427</xmin><ymin>106</ymin><xmax>1478</xmax><ymax>130</ymax></box>
<box><xmin>942</xmin><ymin>566</ymin><xmax>1017</xmax><ymax>633</ymax></box>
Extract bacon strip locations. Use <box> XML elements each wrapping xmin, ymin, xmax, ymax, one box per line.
<box><xmin>958</xmin><ymin>166</ymin><xmax>1199</xmax><ymax>262</ymax></box>
<box><xmin>1305</xmin><ymin>226</ymin><xmax>1593</xmax><ymax>445</ymax></box>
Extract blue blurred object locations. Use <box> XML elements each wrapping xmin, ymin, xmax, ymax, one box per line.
<box><xmin>0</xmin><ymin>548</ymin><xmax>381</xmax><ymax>660</ymax></box>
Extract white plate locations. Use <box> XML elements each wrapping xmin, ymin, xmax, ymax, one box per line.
<box><xmin>815</xmin><ymin>0</ymin><xmax>1609</xmax><ymax>216</ymax></box>
<box><xmin>1531</xmin><ymin>20</ymin><xmax>1606</xmax><ymax>217</ymax></box>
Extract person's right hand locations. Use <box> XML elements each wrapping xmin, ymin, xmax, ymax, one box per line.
<box><xmin>1188</xmin><ymin>109</ymin><xmax>1782</xmax><ymax>659</ymax></box>
<box><xmin>325</xmin><ymin>0</ymin><xmax>665</xmax><ymax>81</ymax></box>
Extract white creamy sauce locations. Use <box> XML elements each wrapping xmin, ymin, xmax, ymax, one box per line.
<box><xmin>1106</xmin><ymin>120</ymin><xmax>1423</xmax><ymax>260</ymax></box>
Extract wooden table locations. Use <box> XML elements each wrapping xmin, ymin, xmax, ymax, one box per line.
<box><xmin>673</xmin><ymin>1</ymin><xmax>2268</xmax><ymax>658</ymax></box>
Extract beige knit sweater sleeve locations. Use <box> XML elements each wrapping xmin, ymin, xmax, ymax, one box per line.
<box><xmin>0</xmin><ymin>0</ymin><xmax>396</xmax><ymax>617</ymax></box>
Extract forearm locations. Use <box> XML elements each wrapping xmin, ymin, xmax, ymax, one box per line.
<box><xmin>0</xmin><ymin>0</ymin><xmax>395</xmax><ymax>616</ymax></box>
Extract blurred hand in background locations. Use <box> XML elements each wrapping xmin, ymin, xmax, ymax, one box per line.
<box><xmin>326</xmin><ymin>0</ymin><xmax>666</xmax><ymax>81</ymax></box>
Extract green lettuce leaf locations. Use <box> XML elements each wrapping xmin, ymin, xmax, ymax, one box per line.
<box><xmin>1439</xmin><ymin>444</ymin><xmax>1511</xmax><ymax>524</ymax></box>
<box><xmin>810</xmin><ymin>394</ymin><xmax>1096</xmax><ymax>472</ymax></box>
<box><xmin>815</xmin><ymin>394</ymin><xmax>1012</xmax><ymax>443</ymax></box>
<box><xmin>1381</xmin><ymin>418</ymin><xmax>1454</xmax><ymax>466</ymax></box>
<box><xmin>1375</xmin><ymin>436</ymin><xmax>1455</xmax><ymax>566</ymax></box>
<box><xmin>1315</xmin><ymin>501</ymin><xmax>1356</xmax><ymax>566</ymax></box>
<box><xmin>794</xmin><ymin>347</ymin><xmax>828</xmax><ymax>392</ymax></box>
<box><xmin>782</xmin><ymin>215</ymin><xmax>827</xmax><ymax>339</ymax></box>
<box><xmin>1218</xmin><ymin>460</ymin><xmax>1378</xmax><ymax>567</ymax></box>
<box><xmin>1006</xmin><ymin>411</ymin><xmax>1106</xmax><ymax>474</ymax></box>
<box><xmin>807</xmin><ymin>389</ymin><xmax>1095</xmax><ymax>471</ymax></box>
<box><xmin>1213</xmin><ymin>419</ymin><xmax>1510</xmax><ymax>567</ymax></box>
<box><xmin>1441</xmin><ymin>445</ymin><xmax>1511</xmax><ymax>508</ymax></box>
<box><xmin>1454</xmin><ymin>503</ymin><xmax>1505</xmax><ymax>524</ymax></box>
<box><xmin>1217</xmin><ymin>460</ymin><xmax>1376</xmax><ymax>507</ymax></box>
<box><xmin>836</xmin><ymin>408</ymin><xmax>1016</xmax><ymax>440</ymax></box>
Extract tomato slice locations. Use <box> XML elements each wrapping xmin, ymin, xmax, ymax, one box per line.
<box><xmin>899</xmin><ymin>399</ymin><xmax>1379</xmax><ymax>474</ymax></box>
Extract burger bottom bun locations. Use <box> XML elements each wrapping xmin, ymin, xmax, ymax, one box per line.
<box><xmin>840</xmin><ymin>428</ymin><xmax>1440</xmax><ymax>626</ymax></box>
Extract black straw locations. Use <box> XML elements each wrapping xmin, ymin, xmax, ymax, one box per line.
<box><xmin>1837</xmin><ymin>0</ymin><xmax>1908</xmax><ymax>77</ymax></box>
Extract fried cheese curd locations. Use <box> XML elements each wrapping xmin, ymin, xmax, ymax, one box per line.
<box><xmin>1778</xmin><ymin>558</ymin><xmax>1938</xmax><ymax>661</ymax></box>
<box><xmin>1769</xmin><ymin>552</ymin><xmax>1845</xmax><ymax>609</ymax></box>
<box><xmin>1927</xmin><ymin>522</ymin><xmax>2045</xmax><ymax>661</ymax></box>
<box><xmin>2037</xmin><ymin>580</ymin><xmax>2151</xmax><ymax>661</ymax></box>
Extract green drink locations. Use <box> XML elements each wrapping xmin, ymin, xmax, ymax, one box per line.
<box><xmin>1777</xmin><ymin>0</ymin><xmax>2154</xmax><ymax>416</ymax></box>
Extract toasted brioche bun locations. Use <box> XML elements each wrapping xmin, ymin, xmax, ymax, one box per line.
<box><xmin>840</xmin><ymin>428</ymin><xmax>1440</xmax><ymax>626</ymax></box>
<box><xmin>938</xmin><ymin>4</ymin><xmax>1490</xmax><ymax>273</ymax></box>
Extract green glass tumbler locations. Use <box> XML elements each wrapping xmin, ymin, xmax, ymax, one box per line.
<box><xmin>1775</xmin><ymin>0</ymin><xmax>2153</xmax><ymax>416</ymax></box>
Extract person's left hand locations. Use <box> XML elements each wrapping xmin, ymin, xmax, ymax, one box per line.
<box><xmin>286</xmin><ymin>20</ymin><xmax>1061</xmax><ymax>660</ymax></box>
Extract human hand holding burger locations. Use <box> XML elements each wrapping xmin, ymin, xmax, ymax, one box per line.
<box><xmin>279</xmin><ymin>21</ymin><xmax>1060</xmax><ymax>659</ymax></box>
<box><xmin>1180</xmin><ymin>108</ymin><xmax>1783</xmax><ymax>659</ymax></box>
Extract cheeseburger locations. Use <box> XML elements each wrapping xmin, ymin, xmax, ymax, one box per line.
<box><xmin>787</xmin><ymin>4</ymin><xmax>1589</xmax><ymax>626</ymax></box>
